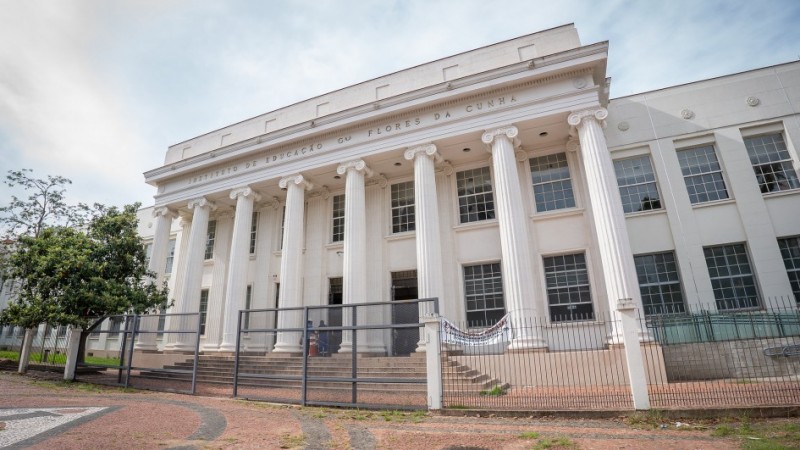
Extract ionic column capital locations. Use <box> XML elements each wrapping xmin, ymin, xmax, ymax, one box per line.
<box><xmin>566</xmin><ymin>137</ymin><xmax>581</xmax><ymax>153</ymax></box>
<box><xmin>152</xmin><ymin>206</ymin><xmax>177</xmax><ymax>220</ymax></box>
<box><xmin>279</xmin><ymin>174</ymin><xmax>314</xmax><ymax>191</ymax></box>
<box><xmin>308</xmin><ymin>185</ymin><xmax>331</xmax><ymax>199</ymax></box>
<box><xmin>435</xmin><ymin>160</ymin><xmax>454</xmax><ymax>176</ymax></box>
<box><xmin>404</xmin><ymin>143</ymin><xmax>442</xmax><ymax>163</ymax></box>
<box><xmin>567</xmin><ymin>108</ymin><xmax>608</xmax><ymax>129</ymax></box>
<box><xmin>213</xmin><ymin>208</ymin><xmax>234</xmax><ymax>221</ymax></box>
<box><xmin>187</xmin><ymin>197</ymin><xmax>217</xmax><ymax>211</ymax></box>
<box><xmin>481</xmin><ymin>125</ymin><xmax>519</xmax><ymax>146</ymax></box>
<box><xmin>365</xmin><ymin>174</ymin><xmax>388</xmax><ymax>188</ymax></box>
<box><xmin>229</xmin><ymin>186</ymin><xmax>262</xmax><ymax>202</ymax></box>
<box><xmin>336</xmin><ymin>159</ymin><xmax>373</xmax><ymax>177</ymax></box>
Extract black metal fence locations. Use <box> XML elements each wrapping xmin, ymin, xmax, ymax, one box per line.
<box><xmin>441</xmin><ymin>311</ymin><xmax>634</xmax><ymax>410</ymax></box>
<box><xmin>74</xmin><ymin>312</ymin><xmax>201</xmax><ymax>394</ymax></box>
<box><xmin>440</xmin><ymin>299</ymin><xmax>800</xmax><ymax>411</ymax></box>
<box><xmin>232</xmin><ymin>298</ymin><xmax>438</xmax><ymax>410</ymax></box>
<box><xmin>0</xmin><ymin>324</ymin><xmax>69</xmax><ymax>370</ymax></box>
<box><xmin>643</xmin><ymin>299</ymin><xmax>800</xmax><ymax>409</ymax></box>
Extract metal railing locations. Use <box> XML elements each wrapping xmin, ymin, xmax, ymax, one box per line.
<box><xmin>642</xmin><ymin>300</ymin><xmax>800</xmax><ymax>409</ymax></box>
<box><xmin>439</xmin><ymin>299</ymin><xmax>800</xmax><ymax>411</ymax></box>
<box><xmin>232</xmin><ymin>298</ymin><xmax>438</xmax><ymax>410</ymax></box>
<box><xmin>74</xmin><ymin>312</ymin><xmax>201</xmax><ymax>394</ymax></box>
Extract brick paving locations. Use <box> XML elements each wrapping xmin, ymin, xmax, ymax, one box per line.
<box><xmin>4</xmin><ymin>369</ymin><xmax>796</xmax><ymax>449</ymax></box>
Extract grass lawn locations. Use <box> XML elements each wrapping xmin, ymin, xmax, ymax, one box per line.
<box><xmin>0</xmin><ymin>350</ymin><xmax>120</xmax><ymax>366</ymax></box>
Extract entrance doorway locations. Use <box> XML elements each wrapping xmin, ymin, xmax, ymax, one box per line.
<box><xmin>326</xmin><ymin>277</ymin><xmax>343</xmax><ymax>355</ymax></box>
<box><xmin>391</xmin><ymin>270</ymin><xmax>418</xmax><ymax>356</ymax></box>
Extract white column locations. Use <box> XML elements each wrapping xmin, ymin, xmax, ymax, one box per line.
<box><xmin>273</xmin><ymin>174</ymin><xmax>313</xmax><ymax>353</ymax></box>
<box><xmin>568</xmin><ymin>108</ymin><xmax>648</xmax><ymax>343</ymax></box>
<box><xmin>364</xmin><ymin>175</ymin><xmax>389</xmax><ymax>354</ymax></box>
<box><xmin>405</xmin><ymin>144</ymin><xmax>445</xmax><ymax>352</ymax></box>
<box><xmin>220</xmin><ymin>187</ymin><xmax>261</xmax><ymax>351</ymax></box>
<box><xmin>248</xmin><ymin>202</ymin><xmax>276</xmax><ymax>353</ymax></box>
<box><xmin>203</xmin><ymin>211</ymin><xmax>233</xmax><ymax>351</ymax></box>
<box><xmin>482</xmin><ymin>126</ymin><xmax>547</xmax><ymax>350</ymax></box>
<box><xmin>165</xmin><ymin>217</ymin><xmax>191</xmax><ymax>348</ymax></box>
<box><xmin>136</xmin><ymin>206</ymin><xmax>176</xmax><ymax>351</ymax></box>
<box><xmin>165</xmin><ymin>197</ymin><xmax>215</xmax><ymax>351</ymax></box>
<box><xmin>336</xmin><ymin>159</ymin><xmax>372</xmax><ymax>353</ymax></box>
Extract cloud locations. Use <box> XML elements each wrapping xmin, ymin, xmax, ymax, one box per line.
<box><xmin>0</xmin><ymin>1</ymin><xmax>157</xmax><ymax>206</ymax></box>
<box><xmin>0</xmin><ymin>0</ymin><xmax>798</xmax><ymax>210</ymax></box>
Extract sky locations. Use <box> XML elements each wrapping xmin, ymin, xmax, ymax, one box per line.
<box><xmin>1</xmin><ymin>0</ymin><xmax>799</xmax><ymax>209</ymax></box>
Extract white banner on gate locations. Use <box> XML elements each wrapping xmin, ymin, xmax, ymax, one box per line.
<box><xmin>441</xmin><ymin>315</ymin><xmax>511</xmax><ymax>346</ymax></box>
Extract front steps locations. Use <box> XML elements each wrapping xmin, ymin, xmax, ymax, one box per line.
<box><xmin>137</xmin><ymin>353</ymin><xmax>509</xmax><ymax>394</ymax></box>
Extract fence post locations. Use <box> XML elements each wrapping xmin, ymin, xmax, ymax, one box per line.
<box><xmin>421</xmin><ymin>315</ymin><xmax>442</xmax><ymax>410</ymax></box>
<box><xmin>63</xmin><ymin>326</ymin><xmax>82</xmax><ymax>381</ymax></box>
<box><xmin>616</xmin><ymin>299</ymin><xmax>650</xmax><ymax>410</ymax></box>
<box><xmin>17</xmin><ymin>327</ymin><xmax>36</xmax><ymax>374</ymax></box>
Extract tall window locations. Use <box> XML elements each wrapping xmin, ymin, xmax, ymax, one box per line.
<box><xmin>331</xmin><ymin>194</ymin><xmax>345</xmax><ymax>242</ymax></box>
<box><xmin>244</xmin><ymin>285</ymin><xmax>253</xmax><ymax>330</ymax></box>
<box><xmin>614</xmin><ymin>155</ymin><xmax>662</xmax><ymax>213</ymax></box>
<box><xmin>463</xmin><ymin>263</ymin><xmax>505</xmax><ymax>327</ymax></box>
<box><xmin>634</xmin><ymin>252</ymin><xmax>684</xmax><ymax>315</ymax></box>
<box><xmin>391</xmin><ymin>181</ymin><xmax>415</xmax><ymax>233</ymax></box>
<box><xmin>456</xmin><ymin>167</ymin><xmax>495</xmax><ymax>223</ymax></box>
<box><xmin>250</xmin><ymin>211</ymin><xmax>259</xmax><ymax>254</ymax></box>
<box><xmin>204</xmin><ymin>220</ymin><xmax>217</xmax><ymax>260</ymax></box>
<box><xmin>109</xmin><ymin>317</ymin><xmax>123</xmax><ymax>335</ymax></box>
<box><xmin>165</xmin><ymin>238</ymin><xmax>176</xmax><ymax>274</ymax></box>
<box><xmin>280</xmin><ymin>205</ymin><xmax>286</xmax><ymax>250</ymax></box>
<box><xmin>676</xmin><ymin>145</ymin><xmax>729</xmax><ymax>204</ymax></box>
<box><xmin>144</xmin><ymin>243</ymin><xmax>153</xmax><ymax>268</ymax></box>
<box><xmin>778</xmin><ymin>236</ymin><xmax>800</xmax><ymax>303</ymax></box>
<box><xmin>744</xmin><ymin>133</ymin><xmax>800</xmax><ymax>193</ymax></box>
<box><xmin>199</xmin><ymin>289</ymin><xmax>209</xmax><ymax>335</ymax></box>
<box><xmin>543</xmin><ymin>253</ymin><xmax>594</xmax><ymax>322</ymax></box>
<box><xmin>530</xmin><ymin>153</ymin><xmax>576</xmax><ymax>212</ymax></box>
<box><xmin>703</xmin><ymin>243</ymin><xmax>758</xmax><ymax>310</ymax></box>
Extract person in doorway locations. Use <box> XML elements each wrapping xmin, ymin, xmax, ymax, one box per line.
<box><xmin>317</xmin><ymin>320</ymin><xmax>329</xmax><ymax>356</ymax></box>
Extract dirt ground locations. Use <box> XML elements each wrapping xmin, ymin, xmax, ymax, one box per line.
<box><xmin>1</xmin><ymin>370</ymin><xmax>797</xmax><ymax>450</ymax></box>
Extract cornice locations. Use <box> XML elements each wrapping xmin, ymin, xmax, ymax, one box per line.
<box><xmin>144</xmin><ymin>43</ymin><xmax>608</xmax><ymax>184</ymax></box>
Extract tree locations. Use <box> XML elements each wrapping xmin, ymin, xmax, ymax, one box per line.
<box><xmin>0</xmin><ymin>169</ymin><xmax>89</xmax><ymax>240</ymax></box>
<box><xmin>0</xmin><ymin>204</ymin><xmax>169</xmax><ymax>368</ymax></box>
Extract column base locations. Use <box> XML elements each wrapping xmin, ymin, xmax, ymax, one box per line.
<box><xmin>218</xmin><ymin>343</ymin><xmax>237</xmax><ymax>353</ymax></box>
<box><xmin>335</xmin><ymin>347</ymin><xmax>387</xmax><ymax>356</ymax></box>
<box><xmin>133</xmin><ymin>343</ymin><xmax>159</xmax><ymax>351</ymax></box>
<box><xmin>272</xmin><ymin>343</ymin><xmax>303</xmax><ymax>353</ymax></box>
<box><xmin>508</xmin><ymin>336</ymin><xmax>548</xmax><ymax>351</ymax></box>
<box><xmin>163</xmin><ymin>343</ymin><xmax>196</xmax><ymax>353</ymax></box>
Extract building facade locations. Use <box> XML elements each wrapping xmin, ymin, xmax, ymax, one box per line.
<box><xmin>5</xmin><ymin>24</ymin><xmax>798</xmax><ymax>356</ymax></box>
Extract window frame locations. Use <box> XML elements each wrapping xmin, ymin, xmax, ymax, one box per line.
<box><xmin>542</xmin><ymin>252</ymin><xmax>595</xmax><ymax>323</ymax></box>
<box><xmin>703</xmin><ymin>243</ymin><xmax>760</xmax><ymax>311</ymax></box>
<box><xmin>249</xmin><ymin>211</ymin><xmax>259</xmax><ymax>255</ymax></box>
<box><xmin>529</xmin><ymin>152</ymin><xmax>577</xmax><ymax>213</ymax></box>
<box><xmin>777</xmin><ymin>236</ymin><xmax>800</xmax><ymax>304</ymax></box>
<box><xmin>390</xmin><ymin>181</ymin><xmax>416</xmax><ymax>234</ymax></box>
<box><xmin>462</xmin><ymin>262</ymin><xmax>506</xmax><ymax>328</ymax></box>
<box><xmin>676</xmin><ymin>144</ymin><xmax>730</xmax><ymax>204</ymax></box>
<box><xmin>455</xmin><ymin>166</ymin><xmax>496</xmax><ymax>224</ymax></box>
<box><xmin>613</xmin><ymin>154</ymin><xmax>663</xmax><ymax>214</ymax></box>
<box><xmin>331</xmin><ymin>194</ymin><xmax>345</xmax><ymax>243</ymax></box>
<box><xmin>204</xmin><ymin>220</ymin><xmax>217</xmax><ymax>260</ymax></box>
<box><xmin>165</xmin><ymin>238</ymin><xmax>176</xmax><ymax>274</ymax></box>
<box><xmin>743</xmin><ymin>133</ymin><xmax>800</xmax><ymax>194</ymax></box>
<box><xmin>633</xmin><ymin>251</ymin><xmax>685</xmax><ymax>315</ymax></box>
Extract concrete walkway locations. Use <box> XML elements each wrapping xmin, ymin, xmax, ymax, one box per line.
<box><xmin>0</xmin><ymin>370</ymin><xmax>791</xmax><ymax>449</ymax></box>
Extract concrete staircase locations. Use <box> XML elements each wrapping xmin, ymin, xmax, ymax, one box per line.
<box><xmin>137</xmin><ymin>353</ymin><xmax>508</xmax><ymax>394</ymax></box>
